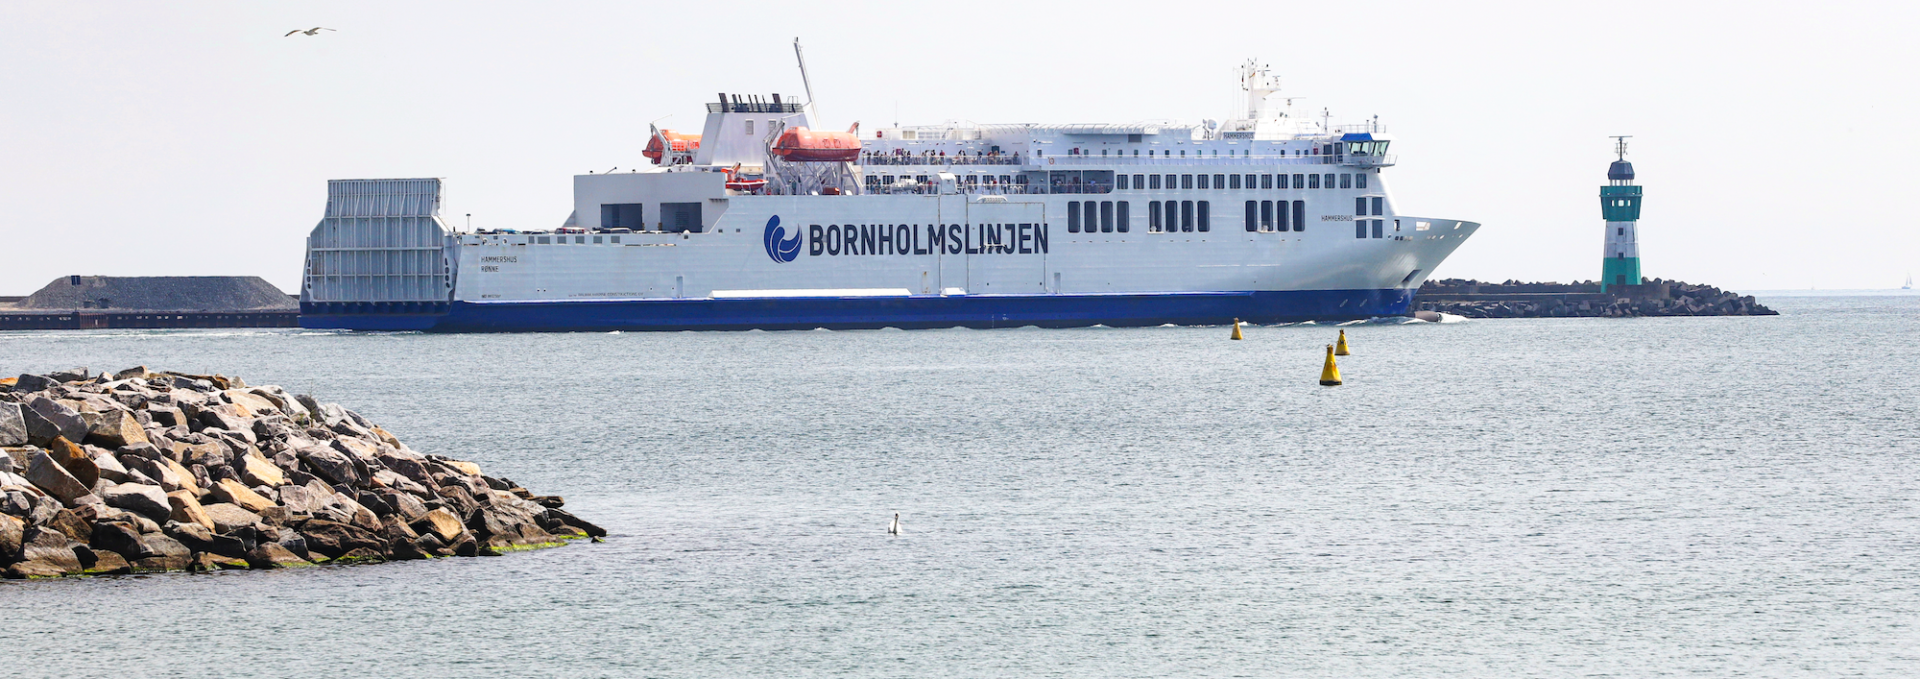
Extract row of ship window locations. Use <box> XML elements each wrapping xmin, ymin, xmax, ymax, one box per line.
<box><xmin>1065</xmin><ymin>200</ymin><xmax>1215</xmax><ymax>233</ymax></box>
<box><xmin>1118</xmin><ymin>172</ymin><xmax>1367</xmax><ymax>191</ymax></box>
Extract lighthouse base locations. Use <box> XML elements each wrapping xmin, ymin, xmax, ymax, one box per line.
<box><xmin>1601</xmin><ymin>257</ymin><xmax>1642</xmax><ymax>293</ymax></box>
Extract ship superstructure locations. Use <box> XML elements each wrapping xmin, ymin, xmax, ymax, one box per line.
<box><xmin>300</xmin><ymin>60</ymin><xmax>1479</xmax><ymax>331</ymax></box>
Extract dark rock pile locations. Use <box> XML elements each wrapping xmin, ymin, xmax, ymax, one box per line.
<box><xmin>12</xmin><ymin>276</ymin><xmax>296</xmax><ymax>311</ymax></box>
<box><xmin>1</xmin><ymin>367</ymin><xmax>601</xmax><ymax>579</ymax></box>
<box><xmin>1414</xmin><ymin>278</ymin><xmax>1777</xmax><ymax>319</ymax></box>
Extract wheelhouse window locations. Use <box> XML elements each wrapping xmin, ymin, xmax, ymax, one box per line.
<box><xmin>1371</xmin><ymin>197</ymin><xmax>1384</xmax><ymax>215</ymax></box>
<box><xmin>600</xmin><ymin>203</ymin><xmax>644</xmax><ymax>230</ymax></box>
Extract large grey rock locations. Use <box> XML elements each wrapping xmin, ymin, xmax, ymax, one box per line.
<box><xmin>5</xmin><ymin>529</ymin><xmax>82</xmax><ymax>578</ymax></box>
<box><xmin>101</xmin><ymin>483</ymin><xmax>171</xmax><ymax>523</ymax></box>
<box><xmin>296</xmin><ymin>519</ymin><xmax>386</xmax><ymax>560</ymax></box>
<box><xmin>85</xmin><ymin>409</ymin><xmax>149</xmax><ymax>448</ymax></box>
<box><xmin>89</xmin><ymin>521</ymin><xmax>146</xmax><ymax>559</ymax></box>
<box><xmin>201</xmin><ymin>502</ymin><xmax>261</xmax><ymax>534</ymax></box>
<box><xmin>23</xmin><ymin>448</ymin><xmax>92</xmax><ymax>506</ymax></box>
<box><xmin>298</xmin><ymin>445</ymin><xmax>365</xmax><ymax>487</ymax></box>
<box><xmin>90</xmin><ymin>448</ymin><xmax>129</xmax><ymax>482</ymax></box>
<box><xmin>47</xmin><ymin>368</ymin><xmax>90</xmax><ymax>383</ymax></box>
<box><xmin>23</xmin><ymin>397</ymin><xmax>87</xmax><ymax>446</ymax></box>
<box><xmin>0</xmin><ymin>402</ymin><xmax>26</xmax><ymax>446</ymax></box>
<box><xmin>119</xmin><ymin>454</ymin><xmax>189</xmax><ymax>493</ymax></box>
<box><xmin>0</xmin><ymin>513</ymin><xmax>23</xmax><ymax>561</ymax></box>
<box><xmin>12</xmin><ymin>374</ymin><xmax>58</xmax><ymax>393</ymax></box>
<box><xmin>130</xmin><ymin>534</ymin><xmax>191</xmax><ymax>572</ymax></box>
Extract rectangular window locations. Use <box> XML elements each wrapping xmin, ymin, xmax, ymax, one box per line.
<box><xmin>1182</xmin><ymin>174</ymin><xmax>1194</xmax><ymax>189</ymax></box>
<box><xmin>1372</xmin><ymin>220</ymin><xmax>1384</xmax><ymax>239</ymax></box>
<box><xmin>1117</xmin><ymin>175</ymin><xmax>1130</xmax><ymax>190</ymax></box>
<box><xmin>1149</xmin><ymin>201</ymin><xmax>1161</xmax><ymax>231</ymax></box>
<box><xmin>1292</xmin><ymin>201</ymin><xmax>1304</xmax><ymax>231</ymax></box>
<box><xmin>593</xmin><ymin>235</ymin><xmax>603</xmax><ymax>244</ymax></box>
<box><xmin>1197</xmin><ymin>174</ymin><xmax>1210</xmax><ymax>189</ymax></box>
<box><xmin>1245</xmin><ymin>173</ymin><xmax>1257</xmax><ymax>189</ymax></box>
<box><xmin>1067</xmin><ymin>201</ymin><xmax>1081</xmax><ymax>232</ymax></box>
<box><xmin>1308</xmin><ymin>174</ymin><xmax>1321</xmax><ymax>189</ymax></box>
<box><xmin>1149</xmin><ymin>174</ymin><xmax>1162</xmax><ymax>190</ymax></box>
<box><xmin>576</xmin><ymin>236</ymin><xmax>586</xmax><ymax>244</ymax></box>
<box><xmin>1371</xmin><ymin>197</ymin><xmax>1383</xmax><ymax>216</ymax></box>
<box><xmin>1197</xmin><ymin>201</ymin><xmax>1210</xmax><ymax>232</ymax></box>
<box><xmin>1117</xmin><ymin>201</ymin><xmax>1130</xmax><ymax>232</ymax></box>
<box><xmin>1214</xmin><ymin>174</ymin><xmax>1226</xmax><ymax>189</ymax></box>
<box><xmin>1132</xmin><ymin>174</ymin><xmax>1144</xmax><ymax>189</ymax></box>
<box><xmin>536</xmin><ymin>236</ymin><xmax>551</xmax><ymax>244</ymax></box>
<box><xmin>600</xmin><ymin>203</ymin><xmax>644</xmax><ymax>230</ymax></box>
<box><xmin>1323</xmin><ymin>173</ymin><xmax>1335</xmax><ymax>189</ymax></box>
<box><xmin>1261</xmin><ymin>200</ymin><xmax>1273</xmax><ymax>231</ymax></box>
<box><xmin>1291</xmin><ymin>174</ymin><xmax>1303</xmax><ymax>189</ymax></box>
<box><xmin>1230</xmin><ymin>174</ymin><xmax>1242</xmax><ymax>189</ymax></box>
<box><xmin>1357</xmin><ymin>173</ymin><xmax>1369</xmax><ymax>189</ymax></box>
<box><xmin>1274</xmin><ymin>200</ymin><xmax>1287</xmax><ymax>231</ymax></box>
<box><xmin>1164</xmin><ymin>200</ymin><xmax>1178</xmax><ymax>233</ymax></box>
<box><xmin>1084</xmin><ymin>201</ymin><xmax>1098</xmax><ymax>232</ymax></box>
<box><xmin>1261</xmin><ymin>174</ymin><xmax>1274</xmax><ymax>189</ymax></box>
<box><xmin>660</xmin><ymin>202</ymin><xmax>703</xmax><ymax>232</ymax></box>
<box><xmin>744</xmin><ymin>119</ymin><xmax>754</xmax><ymax>135</ymax></box>
<box><xmin>1100</xmin><ymin>201</ymin><xmax>1114</xmax><ymax>232</ymax></box>
<box><xmin>1245</xmin><ymin>200</ymin><xmax>1259</xmax><ymax>232</ymax></box>
<box><xmin>1340</xmin><ymin>174</ymin><xmax>1353</xmax><ymax>189</ymax></box>
<box><xmin>1356</xmin><ymin>220</ymin><xmax>1368</xmax><ymax>239</ymax></box>
<box><xmin>1618</xmin><ymin>226</ymin><xmax>1624</xmax><ymax>235</ymax></box>
<box><xmin>610</xmin><ymin>236</ymin><xmax>620</xmax><ymax>244</ymax></box>
<box><xmin>1356</xmin><ymin>197</ymin><xmax>1367</xmax><ymax>215</ymax></box>
<box><xmin>1181</xmin><ymin>200</ymin><xmax>1194</xmax><ymax>232</ymax></box>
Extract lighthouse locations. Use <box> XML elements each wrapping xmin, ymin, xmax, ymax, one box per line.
<box><xmin>1600</xmin><ymin>136</ymin><xmax>1642</xmax><ymax>292</ymax></box>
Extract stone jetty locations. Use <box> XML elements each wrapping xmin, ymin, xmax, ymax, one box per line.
<box><xmin>1</xmin><ymin>367</ymin><xmax>602</xmax><ymax>579</ymax></box>
<box><xmin>1413</xmin><ymin>278</ymin><xmax>1777</xmax><ymax>319</ymax></box>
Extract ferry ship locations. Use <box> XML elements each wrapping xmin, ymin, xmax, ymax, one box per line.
<box><xmin>299</xmin><ymin>58</ymin><xmax>1479</xmax><ymax>331</ymax></box>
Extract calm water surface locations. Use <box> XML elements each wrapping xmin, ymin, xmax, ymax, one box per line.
<box><xmin>3</xmin><ymin>295</ymin><xmax>1917</xmax><ymax>677</ymax></box>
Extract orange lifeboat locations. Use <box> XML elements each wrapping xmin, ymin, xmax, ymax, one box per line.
<box><xmin>770</xmin><ymin>123</ymin><xmax>862</xmax><ymax>162</ymax></box>
<box><xmin>722</xmin><ymin>163</ymin><xmax>766</xmax><ymax>193</ymax></box>
<box><xmin>644</xmin><ymin>130</ymin><xmax>701</xmax><ymax>165</ymax></box>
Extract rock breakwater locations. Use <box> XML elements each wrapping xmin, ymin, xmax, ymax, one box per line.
<box><xmin>1</xmin><ymin>367</ymin><xmax>602</xmax><ymax>579</ymax></box>
<box><xmin>1414</xmin><ymin>278</ymin><xmax>1777</xmax><ymax>319</ymax></box>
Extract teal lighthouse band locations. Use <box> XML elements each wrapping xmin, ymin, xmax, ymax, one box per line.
<box><xmin>1600</xmin><ymin>136</ymin><xmax>1642</xmax><ymax>292</ymax></box>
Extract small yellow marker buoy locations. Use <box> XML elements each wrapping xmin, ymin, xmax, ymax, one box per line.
<box><xmin>1230</xmin><ymin>318</ymin><xmax>1244</xmax><ymax>340</ymax></box>
<box><xmin>1319</xmin><ymin>344</ymin><xmax>1343</xmax><ymax>386</ymax></box>
<box><xmin>1335</xmin><ymin>329</ymin><xmax>1351</xmax><ymax>356</ymax></box>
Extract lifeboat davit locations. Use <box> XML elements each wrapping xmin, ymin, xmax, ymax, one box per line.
<box><xmin>644</xmin><ymin>130</ymin><xmax>701</xmax><ymax>165</ymax></box>
<box><xmin>770</xmin><ymin>123</ymin><xmax>862</xmax><ymax>162</ymax></box>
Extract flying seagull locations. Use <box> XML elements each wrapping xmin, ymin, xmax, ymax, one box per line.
<box><xmin>285</xmin><ymin>27</ymin><xmax>335</xmax><ymax>37</ymax></box>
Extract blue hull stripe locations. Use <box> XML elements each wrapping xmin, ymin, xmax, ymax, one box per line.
<box><xmin>299</xmin><ymin>289</ymin><xmax>1415</xmax><ymax>332</ymax></box>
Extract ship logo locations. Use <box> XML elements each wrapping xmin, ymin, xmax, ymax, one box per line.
<box><xmin>763</xmin><ymin>215</ymin><xmax>802</xmax><ymax>263</ymax></box>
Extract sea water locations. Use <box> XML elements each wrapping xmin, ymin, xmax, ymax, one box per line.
<box><xmin>2</xmin><ymin>295</ymin><xmax>1916</xmax><ymax>677</ymax></box>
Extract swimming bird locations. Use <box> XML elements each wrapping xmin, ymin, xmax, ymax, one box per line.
<box><xmin>888</xmin><ymin>513</ymin><xmax>901</xmax><ymax>536</ymax></box>
<box><xmin>284</xmin><ymin>27</ymin><xmax>335</xmax><ymax>37</ymax></box>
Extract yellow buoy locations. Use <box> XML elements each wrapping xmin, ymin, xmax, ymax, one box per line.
<box><xmin>1335</xmin><ymin>329</ymin><xmax>1351</xmax><ymax>356</ymax></box>
<box><xmin>1319</xmin><ymin>344</ymin><xmax>1343</xmax><ymax>386</ymax></box>
<box><xmin>1230</xmin><ymin>318</ymin><xmax>1244</xmax><ymax>340</ymax></box>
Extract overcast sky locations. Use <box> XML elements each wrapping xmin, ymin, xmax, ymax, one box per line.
<box><xmin>3</xmin><ymin>1</ymin><xmax>1916</xmax><ymax>295</ymax></box>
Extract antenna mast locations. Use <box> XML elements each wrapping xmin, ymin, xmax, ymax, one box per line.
<box><xmin>794</xmin><ymin>38</ymin><xmax>820</xmax><ymax>126</ymax></box>
<box><xmin>1611</xmin><ymin>135</ymin><xmax>1632</xmax><ymax>160</ymax></box>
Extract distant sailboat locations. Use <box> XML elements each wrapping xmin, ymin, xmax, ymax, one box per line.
<box><xmin>1904</xmin><ymin>273</ymin><xmax>1913</xmax><ymax>290</ymax></box>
